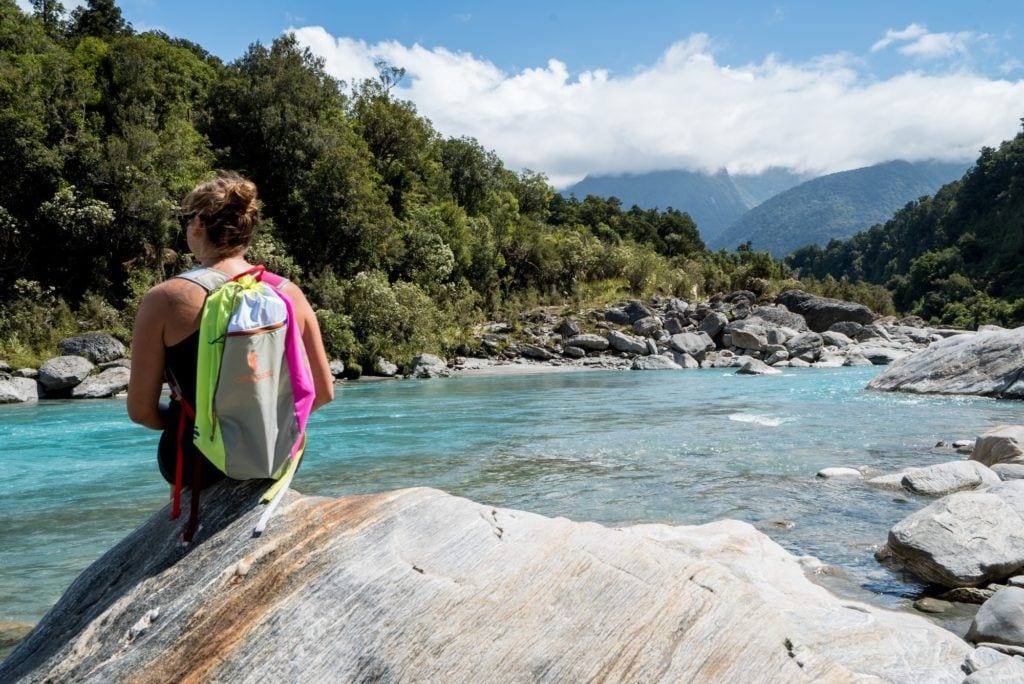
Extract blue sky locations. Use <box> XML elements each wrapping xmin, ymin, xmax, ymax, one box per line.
<box><xmin>100</xmin><ymin>1</ymin><xmax>1022</xmax><ymax>79</ymax></box>
<box><xmin>18</xmin><ymin>1</ymin><xmax>1024</xmax><ymax>184</ymax></box>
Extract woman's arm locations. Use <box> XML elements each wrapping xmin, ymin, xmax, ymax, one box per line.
<box><xmin>127</xmin><ymin>287</ymin><xmax>169</xmax><ymax>430</ymax></box>
<box><xmin>283</xmin><ymin>283</ymin><xmax>335</xmax><ymax>412</ymax></box>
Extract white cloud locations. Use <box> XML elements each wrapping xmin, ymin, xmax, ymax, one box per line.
<box><xmin>872</xmin><ymin>23</ymin><xmax>981</xmax><ymax>60</ymax></box>
<box><xmin>15</xmin><ymin>0</ymin><xmax>87</xmax><ymax>16</ymax></box>
<box><xmin>293</xmin><ymin>26</ymin><xmax>1024</xmax><ymax>187</ymax></box>
<box><xmin>871</xmin><ymin>23</ymin><xmax>929</xmax><ymax>52</ymax></box>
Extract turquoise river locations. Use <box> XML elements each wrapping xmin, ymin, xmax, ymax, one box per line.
<box><xmin>2</xmin><ymin>366</ymin><xmax>1022</xmax><ymax>633</ymax></box>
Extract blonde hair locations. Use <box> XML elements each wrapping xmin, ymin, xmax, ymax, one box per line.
<box><xmin>181</xmin><ymin>172</ymin><xmax>260</xmax><ymax>257</ymax></box>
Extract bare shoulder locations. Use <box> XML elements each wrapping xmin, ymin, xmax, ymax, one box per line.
<box><xmin>280</xmin><ymin>281</ymin><xmax>311</xmax><ymax>306</ymax></box>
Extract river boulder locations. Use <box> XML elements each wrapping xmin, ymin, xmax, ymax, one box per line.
<box><xmin>697</xmin><ymin>311</ymin><xmax>728</xmax><ymax>338</ymax></box>
<box><xmin>885</xmin><ymin>481</ymin><xmax>1024</xmax><ymax>587</ymax></box>
<box><xmin>775</xmin><ymin>290</ymin><xmax>876</xmax><ymax>332</ymax></box>
<box><xmin>0</xmin><ymin>484</ymin><xmax>971</xmax><ymax>682</ymax></box>
<box><xmin>901</xmin><ymin>460</ymin><xmax>1001</xmax><ymax>496</ymax></box>
<box><xmin>565</xmin><ymin>334</ymin><xmax>609</xmax><ymax>352</ymax></box>
<box><xmin>972</xmin><ymin>426</ymin><xmax>1024</xmax><ymax>466</ymax></box>
<box><xmin>631</xmin><ymin>355</ymin><xmax>682</xmax><ymax>371</ymax></box>
<box><xmin>867</xmin><ymin>327</ymin><xmax>1024</xmax><ymax>398</ymax></box>
<box><xmin>38</xmin><ymin>355</ymin><xmax>94</xmax><ymax>392</ymax></box>
<box><xmin>0</xmin><ymin>376</ymin><xmax>40</xmax><ymax>404</ymax></box>
<box><xmin>607</xmin><ymin>330</ymin><xmax>647</xmax><ymax>355</ymax></box>
<box><xmin>668</xmin><ymin>331</ymin><xmax>714</xmax><ymax>359</ymax></box>
<box><xmin>411</xmin><ymin>353</ymin><xmax>450</xmax><ymax>378</ymax></box>
<box><xmin>58</xmin><ymin>332</ymin><xmax>126</xmax><ymax>364</ymax></box>
<box><xmin>967</xmin><ymin>587</ymin><xmax>1024</xmax><ymax>647</ymax></box>
<box><xmin>70</xmin><ymin>367</ymin><xmax>130</xmax><ymax>399</ymax></box>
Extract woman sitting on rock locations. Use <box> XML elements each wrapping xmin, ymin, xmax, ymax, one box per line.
<box><xmin>126</xmin><ymin>172</ymin><xmax>334</xmax><ymax>500</ymax></box>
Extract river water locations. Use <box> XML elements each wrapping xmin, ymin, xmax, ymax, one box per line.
<box><xmin>2</xmin><ymin>366</ymin><xmax>1020</xmax><ymax>629</ymax></box>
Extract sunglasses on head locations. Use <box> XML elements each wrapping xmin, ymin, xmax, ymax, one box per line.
<box><xmin>178</xmin><ymin>210</ymin><xmax>199</xmax><ymax>230</ymax></box>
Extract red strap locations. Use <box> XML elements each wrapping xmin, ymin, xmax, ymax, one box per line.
<box><xmin>230</xmin><ymin>264</ymin><xmax>265</xmax><ymax>282</ymax></box>
<box><xmin>172</xmin><ymin>408</ymin><xmax>186</xmax><ymax>520</ymax></box>
<box><xmin>170</xmin><ymin>398</ymin><xmax>196</xmax><ymax>522</ymax></box>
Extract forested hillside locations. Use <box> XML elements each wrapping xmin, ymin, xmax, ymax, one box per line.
<box><xmin>788</xmin><ymin>128</ymin><xmax>1024</xmax><ymax>328</ymax></box>
<box><xmin>711</xmin><ymin>161</ymin><xmax>969</xmax><ymax>255</ymax></box>
<box><xmin>1</xmin><ymin>0</ymin><xmax>809</xmax><ymax>369</ymax></box>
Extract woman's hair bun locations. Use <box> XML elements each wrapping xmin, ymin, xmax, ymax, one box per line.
<box><xmin>225</xmin><ymin>177</ymin><xmax>257</xmax><ymax>210</ymax></box>
<box><xmin>181</xmin><ymin>171</ymin><xmax>261</xmax><ymax>257</ymax></box>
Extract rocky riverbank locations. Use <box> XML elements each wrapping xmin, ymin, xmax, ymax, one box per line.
<box><xmin>0</xmin><ymin>483</ymin><xmax>994</xmax><ymax>682</ymax></box>
<box><xmin>818</xmin><ymin>424</ymin><xmax>1024</xmax><ymax>672</ymax></box>
<box><xmin>408</xmin><ymin>288</ymin><xmax>975</xmax><ymax>380</ymax></box>
<box><xmin>2</xmin><ymin>288</ymin><xmax>963</xmax><ymax>403</ymax></box>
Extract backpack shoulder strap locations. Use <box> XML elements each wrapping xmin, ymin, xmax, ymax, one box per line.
<box><xmin>260</xmin><ymin>270</ymin><xmax>291</xmax><ymax>291</ymax></box>
<box><xmin>175</xmin><ymin>267</ymin><xmax>230</xmax><ymax>294</ymax></box>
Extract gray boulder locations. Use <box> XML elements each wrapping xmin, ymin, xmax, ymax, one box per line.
<box><xmin>58</xmin><ymin>332</ymin><xmax>126</xmax><ymax>364</ymax></box>
<box><xmin>0</xmin><ymin>484</ymin><xmax>971</xmax><ymax>683</ymax></box>
<box><xmin>785</xmin><ymin>332</ymin><xmax>823</xmax><ymax>358</ymax></box>
<box><xmin>901</xmin><ymin>460</ymin><xmax>1001</xmax><ymax>496</ymax></box>
<box><xmin>328</xmin><ymin>360</ymin><xmax>345</xmax><ymax>378</ymax></box>
<box><xmin>775</xmin><ymin>290</ymin><xmax>876</xmax><ymax>332</ymax></box>
<box><xmin>671</xmin><ymin>352</ymin><xmax>700</xmax><ymax>369</ymax></box>
<box><xmin>726</xmin><ymin>320</ymin><xmax>768</xmax><ymax>351</ymax></box>
<box><xmin>973</xmin><ymin>426</ymin><xmax>1024</xmax><ymax>466</ymax></box>
<box><xmin>71</xmin><ymin>367</ymin><xmax>130</xmax><ymax>399</ymax></box>
<box><xmin>38</xmin><ymin>355</ymin><xmax>94</xmax><ymax>392</ymax></box>
<box><xmin>411</xmin><ymin>353</ymin><xmax>450</xmax><ymax>378</ymax></box>
<box><xmin>519</xmin><ymin>344</ymin><xmax>556</xmax><ymax>361</ymax></box>
<box><xmin>668</xmin><ymin>332</ymin><xmax>714</xmax><ymax>359</ymax></box>
<box><xmin>0</xmin><ymin>376</ymin><xmax>40</xmax><ymax>404</ymax></box>
<box><xmin>566</xmin><ymin>334</ymin><xmax>609</xmax><ymax>352</ymax></box>
<box><xmin>886</xmin><ymin>482</ymin><xmax>1024</xmax><ymax>587</ymax></box>
<box><xmin>663</xmin><ymin>316</ymin><xmax>687</xmax><ymax>335</ymax></box>
<box><xmin>606</xmin><ymin>330</ymin><xmax>647</xmax><ymax>355</ymax></box>
<box><xmin>697</xmin><ymin>311</ymin><xmax>728</xmax><ymax>338</ymax></box>
<box><xmin>822</xmin><ymin>330</ymin><xmax>853</xmax><ymax>348</ymax></box>
<box><xmin>829</xmin><ymin>321</ymin><xmax>864</xmax><ymax>338</ymax></box>
<box><xmin>843</xmin><ymin>353</ymin><xmax>873</xmax><ymax>367</ymax></box>
<box><xmin>631</xmin><ymin>355</ymin><xmax>682</xmax><ymax>371</ymax></box>
<box><xmin>968</xmin><ymin>587</ymin><xmax>1024</xmax><ymax>647</ymax></box>
<box><xmin>604</xmin><ymin>300</ymin><xmax>652</xmax><ymax>325</ymax></box>
<box><xmin>817</xmin><ymin>467</ymin><xmax>862</xmax><ymax>479</ymax></box>
<box><xmin>736</xmin><ymin>359</ymin><xmax>782</xmax><ymax>376</ymax></box>
<box><xmin>562</xmin><ymin>346</ymin><xmax>586</xmax><ymax>359</ymax></box>
<box><xmin>853</xmin><ymin>344</ymin><xmax>912</xmax><ymax>366</ymax></box>
<box><xmin>765</xmin><ymin>349</ymin><xmax>789</xmax><ymax>365</ymax></box>
<box><xmin>374</xmin><ymin>358</ymin><xmax>399</xmax><ymax>377</ymax></box>
<box><xmin>632</xmin><ymin>316</ymin><xmax>662</xmax><ymax>338</ymax></box>
<box><xmin>555</xmin><ymin>319</ymin><xmax>581</xmax><ymax>339</ymax></box>
<box><xmin>993</xmin><ymin>464</ymin><xmax>1024</xmax><ymax>481</ymax></box>
<box><xmin>962</xmin><ymin>646</ymin><xmax>1024</xmax><ymax>682</ymax></box>
<box><xmin>868</xmin><ymin>328</ymin><xmax>1024</xmax><ymax>398</ymax></box>
<box><xmin>13</xmin><ymin>367</ymin><xmax>38</xmax><ymax>378</ymax></box>
<box><xmin>748</xmin><ymin>305</ymin><xmax>808</xmax><ymax>332</ymax></box>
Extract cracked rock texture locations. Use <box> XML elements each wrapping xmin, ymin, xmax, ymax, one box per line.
<box><xmin>1</xmin><ymin>484</ymin><xmax>970</xmax><ymax>683</ymax></box>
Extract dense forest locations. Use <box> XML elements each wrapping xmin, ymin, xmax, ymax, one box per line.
<box><xmin>0</xmin><ymin>0</ymin><xmax>813</xmax><ymax>369</ymax></box>
<box><xmin>0</xmin><ymin>0</ymin><xmax>944</xmax><ymax>372</ymax></box>
<box><xmin>788</xmin><ymin>127</ymin><xmax>1024</xmax><ymax>329</ymax></box>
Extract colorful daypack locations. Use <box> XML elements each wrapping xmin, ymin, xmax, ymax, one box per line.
<box><xmin>168</xmin><ymin>265</ymin><xmax>315</xmax><ymax>541</ymax></box>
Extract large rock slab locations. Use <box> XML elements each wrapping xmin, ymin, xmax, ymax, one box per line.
<box><xmin>70</xmin><ymin>367</ymin><xmax>131</xmax><ymax>399</ymax></box>
<box><xmin>736</xmin><ymin>359</ymin><xmax>782</xmax><ymax>376</ymax></box>
<box><xmin>631</xmin><ymin>355</ymin><xmax>682</xmax><ymax>371</ymax></box>
<box><xmin>868</xmin><ymin>328</ymin><xmax>1024</xmax><ymax>398</ymax></box>
<box><xmin>886</xmin><ymin>482</ymin><xmax>1024</xmax><ymax>587</ymax></box>
<box><xmin>973</xmin><ymin>426</ymin><xmax>1024</xmax><ymax>466</ymax></box>
<box><xmin>775</xmin><ymin>290</ymin><xmax>876</xmax><ymax>332</ymax></box>
<box><xmin>668</xmin><ymin>331</ymin><xmax>714</xmax><ymax>359</ymax></box>
<box><xmin>1</xmin><ymin>485</ymin><xmax>970</xmax><ymax>683</ymax></box>
<box><xmin>58</xmin><ymin>333</ymin><xmax>126</xmax><ymax>364</ymax></box>
<box><xmin>565</xmin><ymin>333</ymin><xmax>609</xmax><ymax>352</ymax></box>
<box><xmin>748</xmin><ymin>305</ymin><xmax>809</xmax><ymax>332</ymax></box>
<box><xmin>967</xmin><ymin>587</ymin><xmax>1024</xmax><ymax>647</ymax></box>
<box><xmin>901</xmin><ymin>460</ymin><xmax>1001</xmax><ymax>496</ymax></box>
<box><xmin>0</xmin><ymin>376</ymin><xmax>40</xmax><ymax>403</ymax></box>
<box><xmin>411</xmin><ymin>353</ymin><xmax>450</xmax><ymax>378</ymax></box>
<box><xmin>606</xmin><ymin>330</ymin><xmax>647</xmax><ymax>355</ymax></box>
<box><xmin>37</xmin><ymin>356</ymin><xmax>94</xmax><ymax>392</ymax></box>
